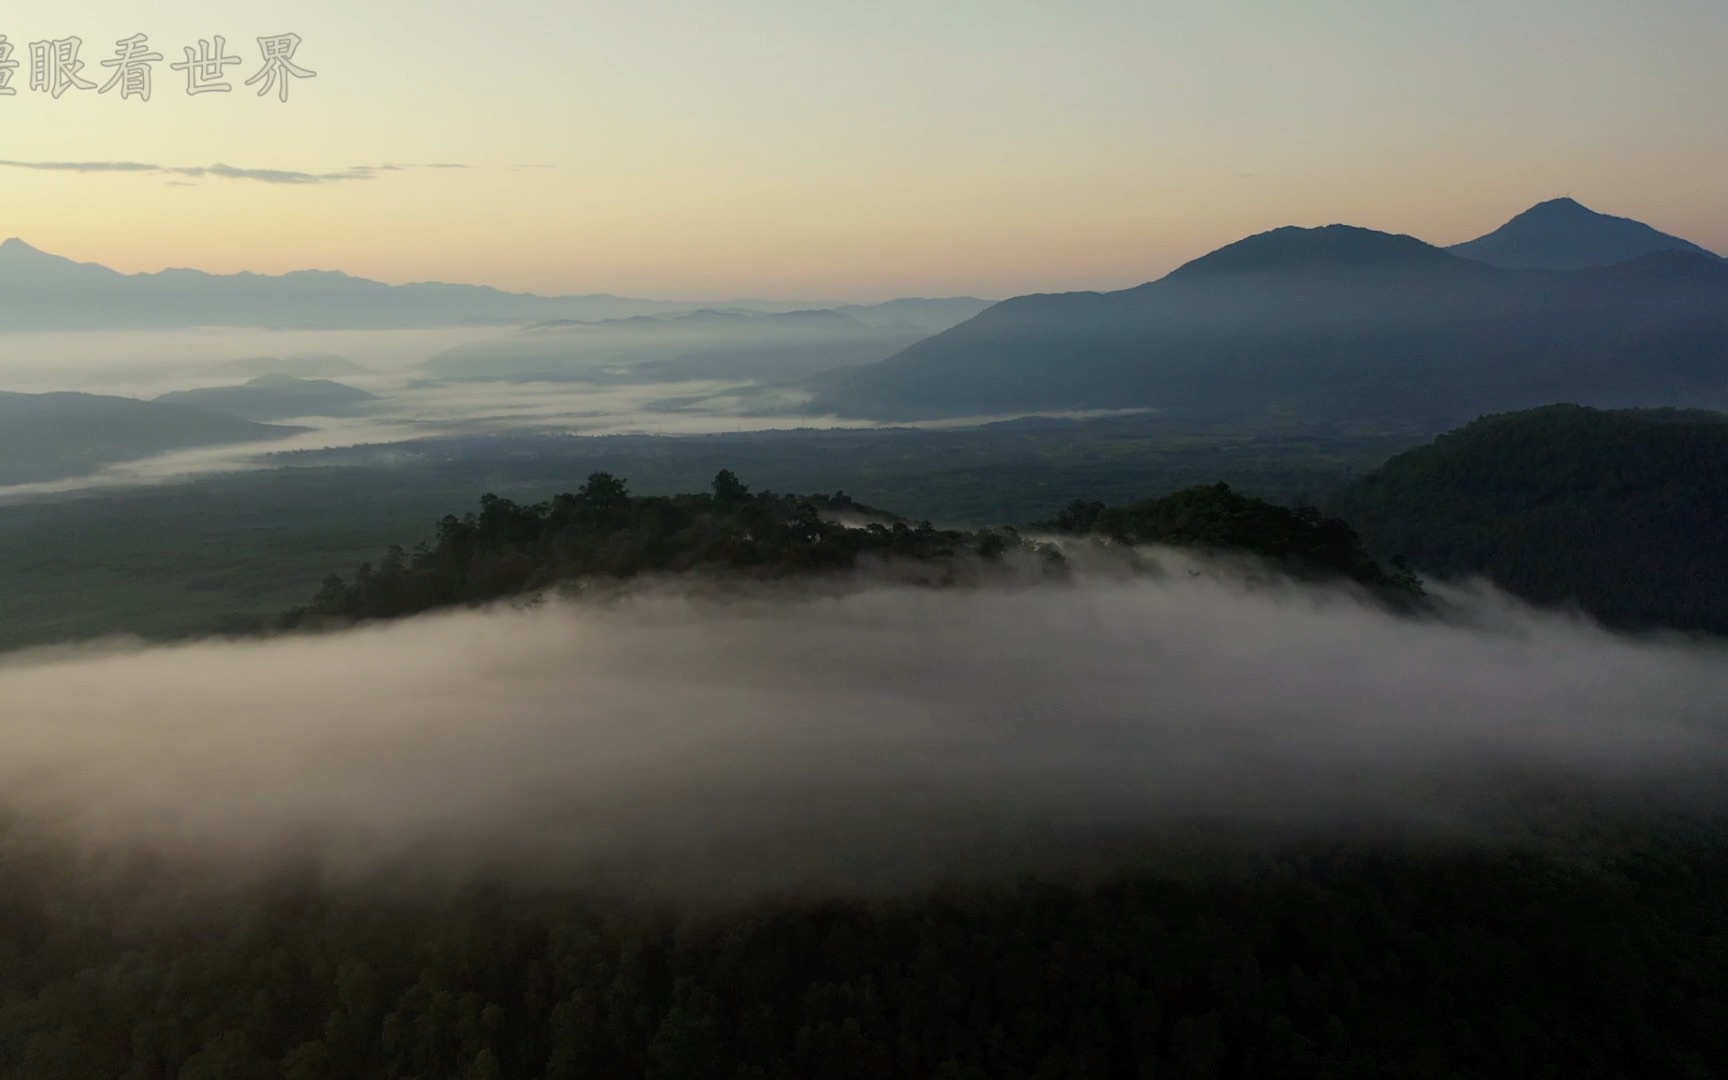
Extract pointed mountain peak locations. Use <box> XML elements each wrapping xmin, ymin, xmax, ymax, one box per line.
<box><xmin>0</xmin><ymin>237</ymin><xmax>123</xmax><ymax>277</ymax></box>
<box><xmin>1450</xmin><ymin>198</ymin><xmax>1721</xmax><ymax>269</ymax></box>
<box><xmin>1521</xmin><ymin>196</ymin><xmax>1593</xmax><ymax>217</ymax></box>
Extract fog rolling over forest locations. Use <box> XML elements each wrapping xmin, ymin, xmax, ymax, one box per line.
<box><xmin>5</xmin><ymin>570</ymin><xmax>1725</xmax><ymax>905</ymax></box>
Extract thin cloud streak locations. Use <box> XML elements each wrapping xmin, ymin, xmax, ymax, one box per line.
<box><xmin>0</xmin><ymin>160</ymin><xmax>469</xmax><ymax>185</ymax></box>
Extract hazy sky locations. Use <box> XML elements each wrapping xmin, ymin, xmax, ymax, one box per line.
<box><xmin>4</xmin><ymin>0</ymin><xmax>1725</xmax><ymax>299</ymax></box>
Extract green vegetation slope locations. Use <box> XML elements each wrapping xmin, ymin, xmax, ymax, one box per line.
<box><xmin>1331</xmin><ymin>404</ymin><xmax>1728</xmax><ymax>632</ymax></box>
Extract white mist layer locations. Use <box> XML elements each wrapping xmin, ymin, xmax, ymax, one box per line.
<box><xmin>1</xmin><ymin>574</ymin><xmax>1724</xmax><ymax>899</ymax></box>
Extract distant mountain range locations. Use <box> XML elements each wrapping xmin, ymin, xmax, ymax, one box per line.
<box><xmin>813</xmin><ymin>200</ymin><xmax>1728</xmax><ymax>425</ymax></box>
<box><xmin>1448</xmin><ymin>197</ymin><xmax>1722</xmax><ymax>269</ymax></box>
<box><xmin>6</xmin><ymin>197</ymin><xmax>1721</xmax><ymax>414</ymax></box>
<box><xmin>0</xmin><ymin>237</ymin><xmax>992</xmax><ymax>332</ymax></box>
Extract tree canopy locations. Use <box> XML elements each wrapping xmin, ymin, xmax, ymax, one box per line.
<box><xmin>1046</xmin><ymin>483</ymin><xmax>1422</xmax><ymax>595</ymax></box>
<box><xmin>1332</xmin><ymin>404</ymin><xmax>1728</xmax><ymax>631</ymax></box>
<box><xmin>287</xmin><ymin>473</ymin><xmax>1420</xmax><ymax>629</ymax></box>
<box><xmin>286</xmin><ymin>471</ymin><xmax>1043</xmax><ymax>627</ymax></box>
<box><xmin>1</xmin><ymin>813</ymin><xmax>1723</xmax><ymax>1079</ymax></box>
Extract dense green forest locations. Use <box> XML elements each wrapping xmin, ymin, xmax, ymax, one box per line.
<box><xmin>2</xmin><ymin>811</ymin><xmax>1724</xmax><ymax>1080</ymax></box>
<box><xmin>1045</xmin><ymin>483</ymin><xmax>1422</xmax><ymax>595</ymax></box>
<box><xmin>287</xmin><ymin>473</ymin><xmax>1419</xmax><ymax>627</ymax></box>
<box><xmin>285</xmin><ymin>470</ymin><xmax>1039</xmax><ymax>626</ymax></box>
<box><xmin>1332</xmin><ymin>405</ymin><xmax>1728</xmax><ymax>633</ymax></box>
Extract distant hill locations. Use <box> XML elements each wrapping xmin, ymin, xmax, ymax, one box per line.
<box><xmin>0</xmin><ymin>391</ymin><xmax>303</xmax><ymax>485</ymax></box>
<box><xmin>1330</xmin><ymin>404</ymin><xmax>1728</xmax><ymax>633</ymax></box>
<box><xmin>811</xmin><ymin>223</ymin><xmax>1728</xmax><ymax>424</ymax></box>
<box><xmin>1449</xmin><ymin>197</ymin><xmax>1722</xmax><ymax>270</ymax></box>
<box><xmin>0</xmin><ymin>238</ymin><xmax>993</xmax><ymax>332</ymax></box>
<box><xmin>155</xmin><ymin>375</ymin><xmax>376</xmax><ymax>421</ymax></box>
<box><xmin>422</xmin><ymin>308</ymin><xmax>926</xmax><ymax>384</ymax></box>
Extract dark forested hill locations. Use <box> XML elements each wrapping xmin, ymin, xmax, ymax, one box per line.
<box><xmin>0</xmin><ymin>391</ymin><xmax>303</xmax><ymax>486</ymax></box>
<box><xmin>809</xmin><ymin>224</ymin><xmax>1728</xmax><ymax>424</ymax></box>
<box><xmin>1046</xmin><ymin>482</ymin><xmax>1421</xmax><ymax>596</ymax></box>
<box><xmin>287</xmin><ymin>470</ymin><xmax>1033</xmax><ymax>626</ymax></box>
<box><xmin>288</xmin><ymin>472</ymin><xmax>1419</xmax><ymax>628</ymax></box>
<box><xmin>1330</xmin><ymin>404</ymin><xmax>1728</xmax><ymax>633</ymax></box>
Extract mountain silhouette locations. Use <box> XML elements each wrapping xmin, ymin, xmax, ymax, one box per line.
<box><xmin>1168</xmin><ymin>224</ymin><xmax>1479</xmax><ymax>277</ymax></box>
<box><xmin>155</xmin><ymin>375</ymin><xmax>377</xmax><ymax>422</ymax></box>
<box><xmin>0</xmin><ymin>239</ymin><xmax>993</xmax><ymax>332</ymax></box>
<box><xmin>810</xmin><ymin>224</ymin><xmax>1728</xmax><ymax>424</ymax></box>
<box><xmin>0</xmin><ymin>237</ymin><xmax>125</xmax><ymax>282</ymax></box>
<box><xmin>1448</xmin><ymin>197</ymin><xmax>1721</xmax><ymax>270</ymax></box>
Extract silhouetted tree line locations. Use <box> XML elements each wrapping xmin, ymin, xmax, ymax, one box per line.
<box><xmin>0</xmin><ymin>813</ymin><xmax>1723</xmax><ymax>1079</ymax></box>
<box><xmin>1046</xmin><ymin>482</ymin><xmax>1423</xmax><ymax>596</ymax></box>
<box><xmin>288</xmin><ymin>473</ymin><xmax>1419</xmax><ymax>628</ymax></box>
<box><xmin>285</xmin><ymin>470</ymin><xmax>1052</xmax><ymax>627</ymax></box>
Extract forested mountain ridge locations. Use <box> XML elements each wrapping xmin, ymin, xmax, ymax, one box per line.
<box><xmin>288</xmin><ymin>473</ymin><xmax>1421</xmax><ymax>627</ymax></box>
<box><xmin>1046</xmin><ymin>483</ymin><xmax>1422</xmax><ymax>595</ymax></box>
<box><xmin>1332</xmin><ymin>404</ymin><xmax>1728</xmax><ymax>632</ymax></box>
<box><xmin>287</xmin><ymin>470</ymin><xmax>1031</xmax><ymax>627</ymax></box>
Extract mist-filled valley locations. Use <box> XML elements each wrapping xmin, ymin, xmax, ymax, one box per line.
<box><xmin>2</xmin><ymin>191</ymin><xmax>1727</xmax><ymax>1078</ymax></box>
<box><xmin>0</xmin><ymin>321</ymin><xmax>938</xmax><ymax>491</ymax></box>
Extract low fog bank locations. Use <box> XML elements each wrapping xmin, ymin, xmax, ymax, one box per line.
<box><xmin>0</xmin><ymin>327</ymin><xmax>492</xmax><ymax>392</ymax></box>
<box><xmin>0</xmin><ymin>325</ymin><xmax>1166</xmax><ymax>498</ymax></box>
<box><xmin>2</xmin><ymin>572</ymin><xmax>1725</xmax><ymax>903</ymax></box>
